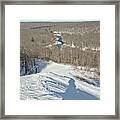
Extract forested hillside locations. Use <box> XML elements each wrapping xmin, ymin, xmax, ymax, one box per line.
<box><xmin>20</xmin><ymin>22</ymin><xmax>100</xmax><ymax>70</ymax></box>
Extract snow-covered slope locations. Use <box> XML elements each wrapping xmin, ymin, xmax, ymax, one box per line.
<box><xmin>20</xmin><ymin>61</ymin><xmax>100</xmax><ymax>100</ymax></box>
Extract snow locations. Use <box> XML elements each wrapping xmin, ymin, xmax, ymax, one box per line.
<box><xmin>71</xmin><ymin>41</ymin><xmax>75</xmax><ymax>48</ymax></box>
<box><xmin>45</xmin><ymin>42</ymin><xmax>100</xmax><ymax>52</ymax></box>
<box><xmin>20</xmin><ymin>61</ymin><xmax>100</xmax><ymax>100</ymax></box>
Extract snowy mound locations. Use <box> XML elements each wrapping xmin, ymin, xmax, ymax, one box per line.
<box><xmin>20</xmin><ymin>61</ymin><xmax>100</xmax><ymax>100</ymax></box>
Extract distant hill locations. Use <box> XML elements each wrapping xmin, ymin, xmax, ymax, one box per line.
<box><xmin>20</xmin><ymin>21</ymin><xmax>100</xmax><ymax>69</ymax></box>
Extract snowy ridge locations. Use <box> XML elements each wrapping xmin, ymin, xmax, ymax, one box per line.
<box><xmin>20</xmin><ymin>61</ymin><xmax>100</xmax><ymax>100</ymax></box>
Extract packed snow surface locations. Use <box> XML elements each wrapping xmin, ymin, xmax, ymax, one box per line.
<box><xmin>20</xmin><ymin>61</ymin><xmax>100</xmax><ymax>100</ymax></box>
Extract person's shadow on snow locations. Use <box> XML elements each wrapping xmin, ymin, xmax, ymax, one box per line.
<box><xmin>54</xmin><ymin>78</ymin><xmax>98</xmax><ymax>100</ymax></box>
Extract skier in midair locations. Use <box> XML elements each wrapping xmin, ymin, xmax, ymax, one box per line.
<box><xmin>50</xmin><ymin>31</ymin><xmax>64</xmax><ymax>50</ymax></box>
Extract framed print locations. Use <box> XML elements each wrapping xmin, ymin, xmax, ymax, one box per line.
<box><xmin>0</xmin><ymin>0</ymin><xmax>119</xmax><ymax>119</ymax></box>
